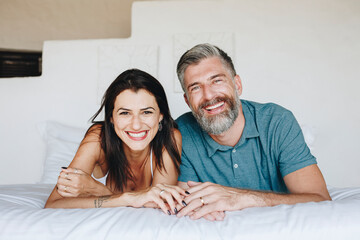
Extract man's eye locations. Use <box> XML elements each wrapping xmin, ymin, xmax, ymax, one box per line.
<box><xmin>190</xmin><ymin>86</ymin><xmax>200</xmax><ymax>92</ymax></box>
<box><xmin>214</xmin><ymin>79</ymin><xmax>222</xmax><ymax>83</ymax></box>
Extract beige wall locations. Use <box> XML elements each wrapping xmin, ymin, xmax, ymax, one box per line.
<box><xmin>0</xmin><ymin>0</ymin><xmax>156</xmax><ymax>51</ymax></box>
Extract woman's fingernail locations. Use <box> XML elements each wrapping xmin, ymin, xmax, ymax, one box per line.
<box><xmin>167</xmin><ymin>210</ymin><xmax>171</xmax><ymax>215</ymax></box>
<box><xmin>185</xmin><ymin>191</ymin><xmax>190</xmax><ymax>195</ymax></box>
<box><xmin>61</xmin><ymin>167</ymin><xmax>68</xmax><ymax>169</ymax></box>
<box><xmin>182</xmin><ymin>200</ymin><xmax>187</xmax><ymax>207</ymax></box>
<box><xmin>174</xmin><ymin>208</ymin><xmax>178</xmax><ymax>214</ymax></box>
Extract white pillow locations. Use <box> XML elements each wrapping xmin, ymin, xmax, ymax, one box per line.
<box><xmin>300</xmin><ymin>124</ymin><xmax>316</xmax><ymax>150</ymax></box>
<box><xmin>36</xmin><ymin>121</ymin><xmax>315</xmax><ymax>184</ymax></box>
<box><xmin>37</xmin><ymin>121</ymin><xmax>87</xmax><ymax>184</ymax></box>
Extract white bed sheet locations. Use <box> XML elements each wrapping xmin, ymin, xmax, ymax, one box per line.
<box><xmin>1</xmin><ymin>184</ymin><xmax>360</xmax><ymax>240</ymax></box>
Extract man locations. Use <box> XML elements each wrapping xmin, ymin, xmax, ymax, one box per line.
<box><xmin>175</xmin><ymin>43</ymin><xmax>331</xmax><ymax>221</ymax></box>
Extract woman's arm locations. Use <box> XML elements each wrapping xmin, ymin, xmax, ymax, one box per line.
<box><xmin>56</xmin><ymin>167</ymin><xmax>112</xmax><ymax>198</ymax></box>
<box><xmin>147</xmin><ymin>129</ymin><xmax>187</xmax><ymax>214</ymax></box>
<box><xmin>45</xmin><ymin>128</ymin><xmax>186</xmax><ymax>213</ymax></box>
<box><xmin>45</xmin><ymin>124</ymin><xmax>111</xmax><ymax>208</ymax></box>
<box><xmin>45</xmin><ymin>183</ymin><xmax>183</xmax><ymax>214</ymax></box>
<box><xmin>152</xmin><ymin>128</ymin><xmax>182</xmax><ymax>185</ymax></box>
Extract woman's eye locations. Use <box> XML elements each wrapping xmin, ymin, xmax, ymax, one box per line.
<box><xmin>143</xmin><ymin>111</ymin><xmax>153</xmax><ymax>115</ymax></box>
<box><xmin>119</xmin><ymin>112</ymin><xmax>129</xmax><ymax>115</ymax></box>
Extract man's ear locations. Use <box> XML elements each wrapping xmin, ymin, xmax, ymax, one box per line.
<box><xmin>184</xmin><ymin>93</ymin><xmax>190</xmax><ymax>107</ymax></box>
<box><xmin>234</xmin><ymin>75</ymin><xmax>243</xmax><ymax>96</ymax></box>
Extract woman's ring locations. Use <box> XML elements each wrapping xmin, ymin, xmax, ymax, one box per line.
<box><xmin>64</xmin><ymin>186</ymin><xmax>68</xmax><ymax>191</ymax></box>
<box><xmin>159</xmin><ymin>189</ymin><xmax>165</xmax><ymax>196</ymax></box>
<box><xmin>200</xmin><ymin>197</ymin><xmax>205</xmax><ymax>206</ymax></box>
<box><xmin>65</xmin><ymin>173</ymin><xmax>69</xmax><ymax>179</ymax></box>
<box><xmin>74</xmin><ymin>168</ymin><xmax>78</xmax><ymax>174</ymax></box>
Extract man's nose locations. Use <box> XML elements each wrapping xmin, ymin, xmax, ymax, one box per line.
<box><xmin>202</xmin><ymin>84</ymin><xmax>216</xmax><ymax>101</ymax></box>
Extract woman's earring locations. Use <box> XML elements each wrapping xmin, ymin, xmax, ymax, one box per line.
<box><xmin>158</xmin><ymin>121</ymin><xmax>163</xmax><ymax>132</ymax></box>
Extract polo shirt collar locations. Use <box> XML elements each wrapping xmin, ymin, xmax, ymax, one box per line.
<box><xmin>201</xmin><ymin>101</ymin><xmax>260</xmax><ymax>157</ymax></box>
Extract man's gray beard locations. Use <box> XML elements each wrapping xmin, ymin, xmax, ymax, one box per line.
<box><xmin>191</xmin><ymin>95</ymin><xmax>241</xmax><ymax>135</ymax></box>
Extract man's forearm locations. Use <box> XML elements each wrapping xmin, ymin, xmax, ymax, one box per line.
<box><xmin>233</xmin><ymin>187</ymin><xmax>331</xmax><ymax>210</ymax></box>
<box><xmin>177</xmin><ymin>181</ymin><xmax>331</xmax><ymax>220</ymax></box>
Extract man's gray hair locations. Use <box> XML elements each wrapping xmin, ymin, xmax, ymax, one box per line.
<box><xmin>176</xmin><ymin>43</ymin><xmax>237</xmax><ymax>92</ymax></box>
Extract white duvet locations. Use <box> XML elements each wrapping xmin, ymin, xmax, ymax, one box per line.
<box><xmin>0</xmin><ymin>184</ymin><xmax>360</xmax><ymax>240</ymax></box>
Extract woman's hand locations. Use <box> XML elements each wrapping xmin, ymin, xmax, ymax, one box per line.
<box><xmin>128</xmin><ymin>183</ymin><xmax>188</xmax><ymax>215</ymax></box>
<box><xmin>56</xmin><ymin>167</ymin><xmax>112</xmax><ymax>197</ymax></box>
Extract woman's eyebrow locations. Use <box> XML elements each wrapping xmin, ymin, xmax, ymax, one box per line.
<box><xmin>141</xmin><ymin>107</ymin><xmax>155</xmax><ymax>111</ymax></box>
<box><xmin>116</xmin><ymin>107</ymin><xmax>131</xmax><ymax>113</ymax></box>
<box><xmin>116</xmin><ymin>107</ymin><xmax>156</xmax><ymax>113</ymax></box>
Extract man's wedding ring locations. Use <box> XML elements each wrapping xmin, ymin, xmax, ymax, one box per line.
<box><xmin>200</xmin><ymin>197</ymin><xmax>205</xmax><ymax>206</ymax></box>
<box><xmin>160</xmin><ymin>189</ymin><xmax>165</xmax><ymax>196</ymax></box>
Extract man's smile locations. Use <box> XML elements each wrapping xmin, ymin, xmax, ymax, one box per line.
<box><xmin>204</xmin><ymin>101</ymin><xmax>225</xmax><ymax>111</ymax></box>
<box><xmin>201</xmin><ymin>99</ymin><xmax>226</xmax><ymax>115</ymax></box>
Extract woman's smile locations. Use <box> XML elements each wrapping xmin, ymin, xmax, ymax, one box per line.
<box><xmin>126</xmin><ymin>130</ymin><xmax>149</xmax><ymax>140</ymax></box>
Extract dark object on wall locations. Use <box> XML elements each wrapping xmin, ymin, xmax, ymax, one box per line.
<box><xmin>0</xmin><ymin>50</ymin><xmax>42</xmax><ymax>77</ymax></box>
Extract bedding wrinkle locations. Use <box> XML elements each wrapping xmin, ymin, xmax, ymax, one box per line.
<box><xmin>1</xmin><ymin>184</ymin><xmax>360</xmax><ymax>239</ymax></box>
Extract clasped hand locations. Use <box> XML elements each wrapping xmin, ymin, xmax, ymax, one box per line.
<box><xmin>57</xmin><ymin>170</ymin><xmax>237</xmax><ymax>221</ymax></box>
<box><xmin>176</xmin><ymin>181</ymin><xmax>245</xmax><ymax>221</ymax></box>
<box><xmin>131</xmin><ymin>181</ymin><xmax>231</xmax><ymax>221</ymax></box>
<box><xmin>57</xmin><ymin>167</ymin><xmax>109</xmax><ymax>197</ymax></box>
<box><xmin>128</xmin><ymin>183</ymin><xmax>188</xmax><ymax>215</ymax></box>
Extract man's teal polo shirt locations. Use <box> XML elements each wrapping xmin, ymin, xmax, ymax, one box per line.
<box><xmin>176</xmin><ymin>100</ymin><xmax>317</xmax><ymax>193</ymax></box>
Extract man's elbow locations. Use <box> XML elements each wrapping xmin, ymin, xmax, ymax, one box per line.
<box><xmin>314</xmin><ymin>191</ymin><xmax>332</xmax><ymax>202</ymax></box>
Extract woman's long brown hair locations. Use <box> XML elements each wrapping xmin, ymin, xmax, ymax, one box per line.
<box><xmin>89</xmin><ymin>69</ymin><xmax>181</xmax><ymax>192</ymax></box>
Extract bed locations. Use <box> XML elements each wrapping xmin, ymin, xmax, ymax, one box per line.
<box><xmin>1</xmin><ymin>184</ymin><xmax>360</xmax><ymax>239</ymax></box>
<box><xmin>1</xmin><ymin>121</ymin><xmax>360</xmax><ymax>240</ymax></box>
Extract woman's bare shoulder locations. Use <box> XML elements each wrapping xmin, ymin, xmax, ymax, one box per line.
<box><xmin>83</xmin><ymin>124</ymin><xmax>103</xmax><ymax>142</ymax></box>
<box><xmin>76</xmin><ymin>124</ymin><xmax>104</xmax><ymax>159</ymax></box>
<box><xmin>172</xmin><ymin>128</ymin><xmax>182</xmax><ymax>142</ymax></box>
<box><xmin>73</xmin><ymin>124</ymin><xmax>105</xmax><ymax>169</ymax></box>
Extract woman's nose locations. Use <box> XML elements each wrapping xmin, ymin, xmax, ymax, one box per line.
<box><xmin>131</xmin><ymin>115</ymin><xmax>142</xmax><ymax>130</ymax></box>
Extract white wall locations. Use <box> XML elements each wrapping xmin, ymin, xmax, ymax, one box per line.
<box><xmin>0</xmin><ymin>0</ymin><xmax>359</xmax><ymax>187</ymax></box>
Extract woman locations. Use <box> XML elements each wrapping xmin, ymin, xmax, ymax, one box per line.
<box><xmin>45</xmin><ymin>69</ymin><xmax>185</xmax><ymax>215</ymax></box>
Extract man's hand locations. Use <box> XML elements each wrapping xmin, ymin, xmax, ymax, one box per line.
<box><xmin>178</xmin><ymin>164</ymin><xmax>332</xmax><ymax>220</ymax></box>
<box><xmin>200</xmin><ymin>210</ymin><xmax>226</xmax><ymax>221</ymax></box>
<box><xmin>177</xmin><ymin>181</ymin><xmax>250</xmax><ymax>220</ymax></box>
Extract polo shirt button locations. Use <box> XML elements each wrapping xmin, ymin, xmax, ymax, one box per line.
<box><xmin>234</xmin><ymin>164</ymin><xmax>238</xmax><ymax>168</ymax></box>
<box><xmin>232</xmin><ymin>149</ymin><xmax>236</xmax><ymax>153</ymax></box>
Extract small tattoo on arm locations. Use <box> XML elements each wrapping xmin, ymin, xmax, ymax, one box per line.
<box><xmin>94</xmin><ymin>195</ymin><xmax>110</xmax><ymax>208</ymax></box>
